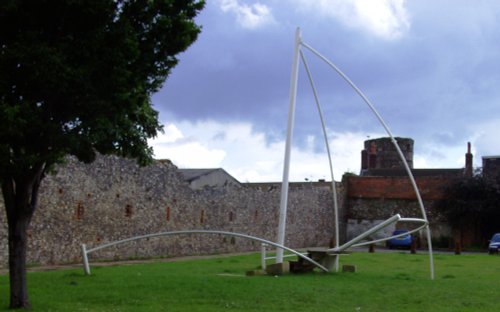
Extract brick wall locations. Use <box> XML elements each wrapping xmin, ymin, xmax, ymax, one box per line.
<box><xmin>345</xmin><ymin>175</ymin><xmax>454</xmax><ymax>241</ymax></box>
<box><xmin>346</xmin><ymin>176</ymin><xmax>453</xmax><ymax>200</ymax></box>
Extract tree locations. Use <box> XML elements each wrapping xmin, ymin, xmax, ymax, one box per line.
<box><xmin>440</xmin><ymin>171</ymin><xmax>500</xmax><ymax>247</ymax></box>
<box><xmin>0</xmin><ymin>0</ymin><xmax>204</xmax><ymax>308</ymax></box>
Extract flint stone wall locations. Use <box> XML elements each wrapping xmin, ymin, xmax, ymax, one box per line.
<box><xmin>0</xmin><ymin>155</ymin><xmax>339</xmax><ymax>267</ymax></box>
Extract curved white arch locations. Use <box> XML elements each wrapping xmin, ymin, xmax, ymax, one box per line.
<box><xmin>81</xmin><ymin>230</ymin><xmax>329</xmax><ymax>275</ymax></box>
<box><xmin>348</xmin><ymin>219</ymin><xmax>428</xmax><ymax>248</ymax></box>
<box><xmin>280</xmin><ymin>28</ymin><xmax>434</xmax><ymax>279</ymax></box>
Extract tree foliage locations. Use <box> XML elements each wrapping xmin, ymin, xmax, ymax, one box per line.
<box><xmin>441</xmin><ymin>171</ymin><xmax>500</xmax><ymax>245</ymax></box>
<box><xmin>0</xmin><ymin>0</ymin><xmax>204</xmax><ymax>308</ymax></box>
<box><xmin>1</xmin><ymin>0</ymin><xmax>204</xmax><ymax>168</ymax></box>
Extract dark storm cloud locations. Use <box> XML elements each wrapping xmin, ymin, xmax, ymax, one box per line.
<box><xmin>153</xmin><ymin>0</ymin><xmax>500</xmax><ymax>161</ymax></box>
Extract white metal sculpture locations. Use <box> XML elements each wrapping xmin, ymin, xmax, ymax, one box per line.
<box><xmin>276</xmin><ymin>28</ymin><xmax>435</xmax><ymax>279</ymax></box>
<box><xmin>81</xmin><ymin>28</ymin><xmax>435</xmax><ymax>279</ymax></box>
<box><xmin>81</xmin><ymin>230</ymin><xmax>328</xmax><ymax>275</ymax></box>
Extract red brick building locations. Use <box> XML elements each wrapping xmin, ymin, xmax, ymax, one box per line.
<box><xmin>344</xmin><ymin>137</ymin><xmax>473</xmax><ymax>247</ymax></box>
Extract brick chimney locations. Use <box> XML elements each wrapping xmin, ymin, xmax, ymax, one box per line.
<box><xmin>465</xmin><ymin>142</ymin><xmax>473</xmax><ymax>178</ymax></box>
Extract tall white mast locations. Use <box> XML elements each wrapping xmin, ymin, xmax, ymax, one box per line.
<box><xmin>276</xmin><ymin>27</ymin><xmax>301</xmax><ymax>263</ymax></box>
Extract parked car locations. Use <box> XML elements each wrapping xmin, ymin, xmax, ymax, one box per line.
<box><xmin>387</xmin><ymin>229</ymin><xmax>412</xmax><ymax>249</ymax></box>
<box><xmin>488</xmin><ymin>233</ymin><xmax>500</xmax><ymax>254</ymax></box>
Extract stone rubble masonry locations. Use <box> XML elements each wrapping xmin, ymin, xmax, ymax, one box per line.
<box><xmin>0</xmin><ymin>154</ymin><xmax>456</xmax><ymax>268</ymax></box>
<box><xmin>0</xmin><ymin>155</ymin><xmax>337</xmax><ymax>267</ymax></box>
<box><xmin>362</xmin><ymin>137</ymin><xmax>414</xmax><ymax>170</ymax></box>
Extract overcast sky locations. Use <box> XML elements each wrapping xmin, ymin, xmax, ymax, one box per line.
<box><xmin>149</xmin><ymin>0</ymin><xmax>500</xmax><ymax>182</ymax></box>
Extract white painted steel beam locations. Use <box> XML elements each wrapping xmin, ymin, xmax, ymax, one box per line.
<box><xmin>299</xmin><ymin>37</ymin><xmax>435</xmax><ymax>279</ymax></box>
<box><xmin>81</xmin><ymin>229</ymin><xmax>329</xmax><ymax>275</ymax></box>
<box><xmin>330</xmin><ymin>214</ymin><xmax>401</xmax><ymax>253</ymax></box>
<box><xmin>276</xmin><ymin>27</ymin><xmax>302</xmax><ymax>264</ymax></box>
<box><xmin>299</xmin><ymin>49</ymin><xmax>340</xmax><ymax>271</ymax></box>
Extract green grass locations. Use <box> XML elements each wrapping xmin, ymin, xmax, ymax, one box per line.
<box><xmin>0</xmin><ymin>251</ymin><xmax>498</xmax><ymax>311</ymax></box>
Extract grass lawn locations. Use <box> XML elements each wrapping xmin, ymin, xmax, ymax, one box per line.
<box><xmin>0</xmin><ymin>251</ymin><xmax>498</xmax><ymax>311</ymax></box>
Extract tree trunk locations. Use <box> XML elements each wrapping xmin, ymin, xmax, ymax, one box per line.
<box><xmin>7</xmin><ymin>214</ymin><xmax>31</xmax><ymax>309</ymax></box>
<box><xmin>2</xmin><ymin>163</ymin><xmax>45</xmax><ymax>309</ymax></box>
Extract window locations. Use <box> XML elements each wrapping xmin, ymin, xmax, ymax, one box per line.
<box><xmin>125</xmin><ymin>204</ymin><xmax>133</xmax><ymax>218</ymax></box>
